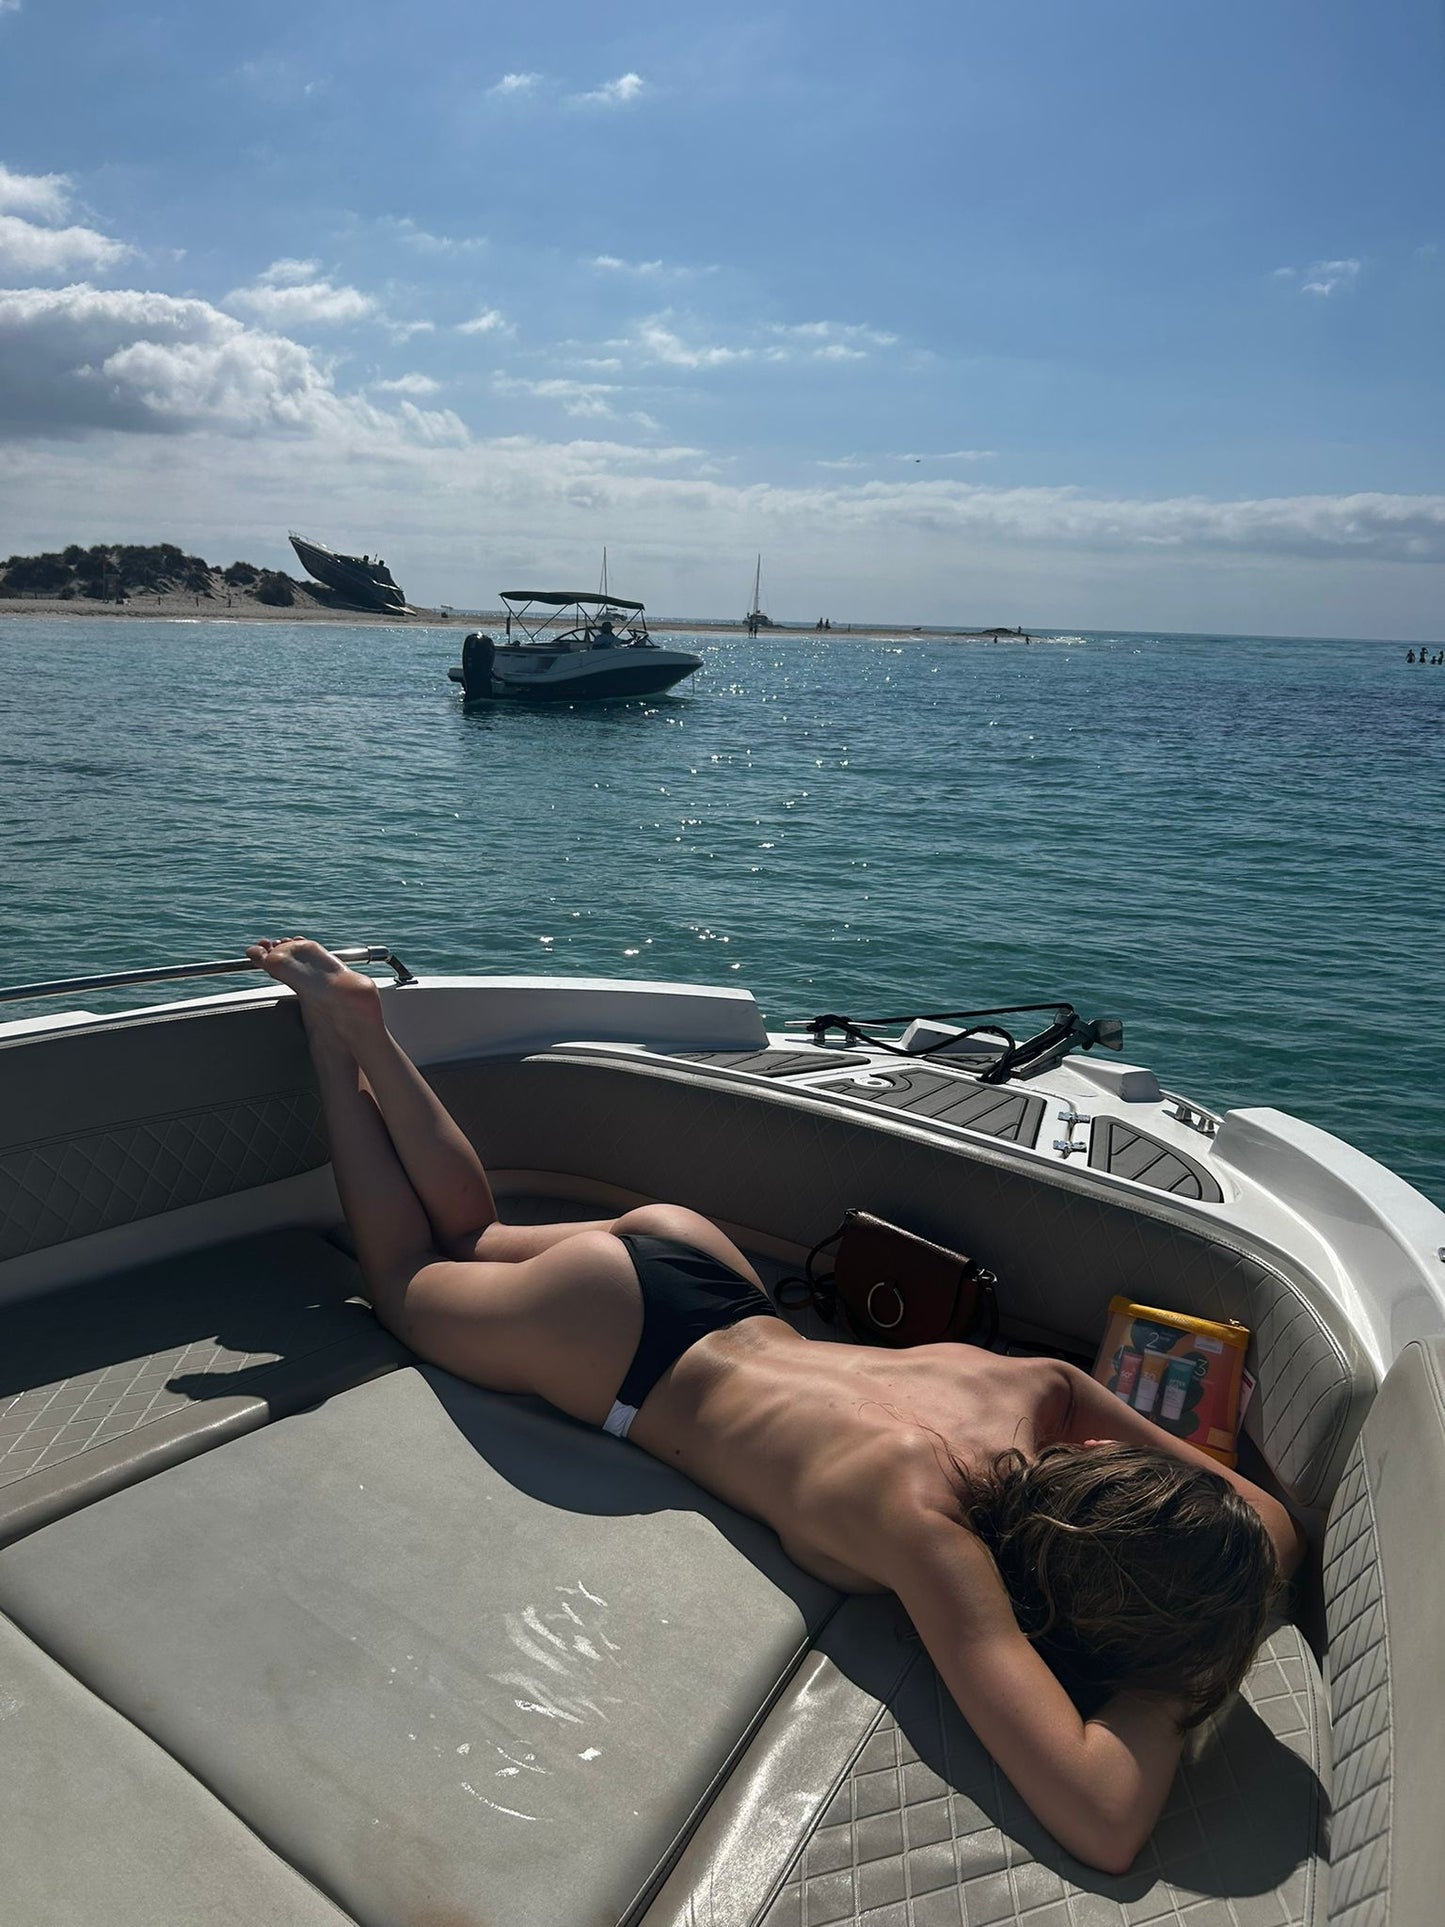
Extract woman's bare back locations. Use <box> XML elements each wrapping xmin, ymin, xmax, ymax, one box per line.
<box><xmin>628</xmin><ymin>1327</ymin><xmax>1074</xmax><ymax>1589</ymax></box>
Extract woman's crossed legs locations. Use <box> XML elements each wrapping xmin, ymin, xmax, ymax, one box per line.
<box><xmin>247</xmin><ymin>939</ymin><xmax>761</xmax><ymax>1425</ymax></box>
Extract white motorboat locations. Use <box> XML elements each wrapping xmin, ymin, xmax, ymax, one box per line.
<box><xmin>448</xmin><ymin>589</ymin><xmax>702</xmax><ymax>702</ymax></box>
<box><xmin>2</xmin><ymin>947</ymin><xmax>1441</xmax><ymax>1924</ymax></box>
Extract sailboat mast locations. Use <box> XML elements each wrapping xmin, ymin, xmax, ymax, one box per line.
<box><xmin>599</xmin><ymin>547</ymin><xmax>609</xmax><ymax>598</ymax></box>
<box><xmin>745</xmin><ymin>553</ymin><xmax>764</xmax><ymax>636</ymax></box>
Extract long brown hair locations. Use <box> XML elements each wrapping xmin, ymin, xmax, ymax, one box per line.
<box><xmin>957</xmin><ymin>1442</ymin><xmax>1280</xmax><ymax>1728</ymax></box>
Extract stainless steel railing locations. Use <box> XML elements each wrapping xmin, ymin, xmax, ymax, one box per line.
<box><xmin>0</xmin><ymin>944</ymin><xmax>416</xmax><ymax>1006</ymax></box>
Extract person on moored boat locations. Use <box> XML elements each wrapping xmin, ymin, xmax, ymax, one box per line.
<box><xmin>246</xmin><ymin>937</ymin><xmax>1302</xmax><ymax>1878</ymax></box>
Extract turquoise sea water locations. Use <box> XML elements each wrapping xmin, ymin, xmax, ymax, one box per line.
<box><xmin>2</xmin><ymin>617</ymin><xmax>1441</xmax><ymax>1207</ymax></box>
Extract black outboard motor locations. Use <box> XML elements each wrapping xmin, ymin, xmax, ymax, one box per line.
<box><xmin>460</xmin><ymin>631</ymin><xmax>496</xmax><ymax>700</ymax></box>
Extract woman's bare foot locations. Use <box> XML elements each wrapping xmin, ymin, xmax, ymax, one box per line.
<box><xmin>246</xmin><ymin>938</ymin><xmax>384</xmax><ymax>1047</ymax></box>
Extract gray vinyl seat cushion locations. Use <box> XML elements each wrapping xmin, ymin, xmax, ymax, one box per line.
<box><xmin>0</xmin><ymin>1610</ymin><xmax>352</xmax><ymax>1926</ymax></box>
<box><xmin>0</xmin><ymin>1364</ymin><xmax>840</xmax><ymax>1927</ymax></box>
<box><xmin>0</xmin><ymin>1229</ymin><xmax>406</xmax><ymax>1547</ymax></box>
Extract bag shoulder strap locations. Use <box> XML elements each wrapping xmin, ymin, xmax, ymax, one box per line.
<box><xmin>774</xmin><ymin>1218</ymin><xmax>849</xmax><ymax>1316</ymax></box>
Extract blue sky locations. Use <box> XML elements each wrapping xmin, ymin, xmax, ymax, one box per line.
<box><xmin>1</xmin><ymin>0</ymin><xmax>1441</xmax><ymax>636</ymax></box>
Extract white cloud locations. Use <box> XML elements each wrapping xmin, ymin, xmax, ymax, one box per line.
<box><xmin>0</xmin><ymin>164</ymin><xmax>130</xmax><ymax>277</ymax></box>
<box><xmin>0</xmin><ymin>282</ymin><xmax>466</xmax><ymax>444</ymax></box>
<box><xmin>628</xmin><ymin>313</ymin><xmax>749</xmax><ymax>368</ymax></box>
<box><xmin>372</xmin><ymin>373</ymin><xmax>441</xmax><ymax>396</ymax></box>
<box><xmin>892</xmin><ymin>449</ymin><xmax>996</xmax><ymax>463</ymax></box>
<box><xmin>592</xmin><ymin>254</ymin><xmax>664</xmax><ymax>276</ymax></box>
<box><xmin>254</xmin><ymin>257</ymin><xmax>320</xmax><ymax>285</ymax></box>
<box><xmin>378</xmin><ymin>215</ymin><xmax>486</xmax><ymax>256</ymax></box>
<box><xmin>770</xmin><ymin>319</ymin><xmax>898</xmax><ymax>358</ymax></box>
<box><xmin>0</xmin><ymin>3</ymin><xmax>21</xmax><ymax>17</ymax></box>
<box><xmin>16</xmin><ymin>331</ymin><xmax>1433</xmax><ymax>567</ymax></box>
<box><xmin>589</xmin><ymin>253</ymin><xmax>715</xmax><ymax>279</ymax></box>
<box><xmin>1275</xmin><ymin>258</ymin><xmax>1362</xmax><ymax>297</ymax></box>
<box><xmin>480</xmin><ymin>434</ymin><xmax>703</xmax><ymax>465</ymax></box>
<box><xmin>234</xmin><ymin>56</ymin><xmax>326</xmax><ymax>101</ymax></box>
<box><xmin>610</xmin><ymin>311</ymin><xmax>900</xmax><ymax>371</ymax></box>
<box><xmin>0</xmin><ymin>164</ymin><xmax>71</xmax><ymax>220</ymax></box>
<box><xmin>819</xmin><ymin>450</ymin><xmax>997</xmax><ymax>471</ymax></box>
<box><xmin>575</xmin><ymin>73</ymin><xmax>645</xmax><ymax>106</ymax></box>
<box><xmin>7</xmin><ymin>425</ymin><xmax>1444</xmax><ymax>640</ymax></box>
<box><xmin>489</xmin><ymin>71</ymin><xmax>540</xmax><ymax>96</ymax></box>
<box><xmin>226</xmin><ymin>263</ymin><xmax>376</xmax><ymax>327</ymax></box>
<box><xmin>810</xmin><ymin>479</ymin><xmax>1444</xmax><ymax>562</ymax></box>
<box><xmin>0</xmin><ymin>284</ymin><xmax>330</xmax><ymax>433</ymax></box>
<box><xmin>1301</xmin><ymin>258</ymin><xmax>1361</xmax><ymax>297</ymax></box>
<box><xmin>493</xmin><ymin>373</ymin><xmax>620</xmax><ymax>418</ymax></box>
<box><xmin>0</xmin><ymin>212</ymin><xmax>131</xmax><ymax>278</ymax></box>
<box><xmin>457</xmin><ymin>307</ymin><xmax>509</xmax><ymax>335</ymax></box>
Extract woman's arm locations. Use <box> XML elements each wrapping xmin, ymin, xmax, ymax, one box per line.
<box><xmin>888</xmin><ymin>1513</ymin><xmax>1183</xmax><ymax>1875</ymax></box>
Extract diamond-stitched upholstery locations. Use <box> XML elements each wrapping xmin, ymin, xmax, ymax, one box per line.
<box><xmin>763</xmin><ymin>1628</ymin><xmax>1323</xmax><ymax>1927</ymax></box>
<box><xmin>765</xmin><ymin>1628</ymin><xmax>1323</xmax><ymax>1927</ymax></box>
<box><xmin>0</xmin><ymin>1231</ymin><xmax>404</xmax><ymax>1545</ymax></box>
<box><xmin>644</xmin><ymin>1598</ymin><xmax>1325</xmax><ymax>1927</ymax></box>
<box><xmin>1321</xmin><ymin>1443</ymin><xmax>1389</xmax><ymax>1927</ymax></box>
<box><xmin>0</xmin><ymin>1230</ymin><xmax>371</xmax><ymax>1487</ymax></box>
<box><xmin>1317</xmin><ymin>1337</ymin><xmax>1445</xmax><ymax>1927</ymax></box>
<box><xmin>433</xmin><ymin>1054</ymin><xmax>1371</xmax><ymax>1507</ymax></box>
<box><xmin>0</xmin><ymin>1090</ymin><xmax>327</xmax><ymax>1262</ymax></box>
<box><xmin>0</xmin><ymin>999</ymin><xmax>331</xmax><ymax>1264</ymax></box>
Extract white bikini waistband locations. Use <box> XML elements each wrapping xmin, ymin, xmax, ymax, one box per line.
<box><xmin>602</xmin><ymin>1398</ymin><xmax>638</xmax><ymax>1441</ymax></box>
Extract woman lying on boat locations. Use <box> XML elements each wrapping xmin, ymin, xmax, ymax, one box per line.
<box><xmin>248</xmin><ymin>937</ymin><xmax>1304</xmax><ymax>1877</ymax></box>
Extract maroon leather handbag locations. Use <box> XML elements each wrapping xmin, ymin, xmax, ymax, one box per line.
<box><xmin>778</xmin><ymin>1209</ymin><xmax>999</xmax><ymax>1348</ymax></box>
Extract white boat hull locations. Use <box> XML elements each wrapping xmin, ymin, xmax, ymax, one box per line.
<box><xmin>448</xmin><ymin>639</ymin><xmax>701</xmax><ymax>702</ymax></box>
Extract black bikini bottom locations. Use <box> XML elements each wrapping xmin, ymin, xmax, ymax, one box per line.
<box><xmin>603</xmin><ymin>1232</ymin><xmax>778</xmax><ymax>1439</ymax></box>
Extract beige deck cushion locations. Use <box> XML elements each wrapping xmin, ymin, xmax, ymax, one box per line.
<box><xmin>0</xmin><ymin>1609</ymin><xmax>352</xmax><ymax>1926</ymax></box>
<box><xmin>644</xmin><ymin>1595</ymin><xmax>1327</xmax><ymax>1927</ymax></box>
<box><xmin>0</xmin><ymin>1365</ymin><xmax>839</xmax><ymax>1927</ymax></box>
<box><xmin>0</xmin><ymin>1229</ymin><xmax>405</xmax><ymax>1546</ymax></box>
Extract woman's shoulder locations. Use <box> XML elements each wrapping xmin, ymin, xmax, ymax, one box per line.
<box><xmin>869</xmin><ymin>1481</ymin><xmax>1005</xmax><ymax>1625</ymax></box>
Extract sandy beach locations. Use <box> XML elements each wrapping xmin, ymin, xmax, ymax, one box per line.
<box><xmin>0</xmin><ymin>588</ymin><xmax>1027</xmax><ymax>643</ymax></box>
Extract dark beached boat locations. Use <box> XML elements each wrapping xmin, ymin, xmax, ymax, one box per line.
<box><xmin>288</xmin><ymin>532</ymin><xmax>408</xmax><ymax>612</ymax></box>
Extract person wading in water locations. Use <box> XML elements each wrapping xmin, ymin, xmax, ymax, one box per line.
<box><xmin>247</xmin><ymin>937</ymin><xmax>1302</xmax><ymax>1876</ymax></box>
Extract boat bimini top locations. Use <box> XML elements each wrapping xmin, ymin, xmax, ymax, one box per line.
<box><xmin>499</xmin><ymin>588</ymin><xmax>653</xmax><ymax>650</ymax></box>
